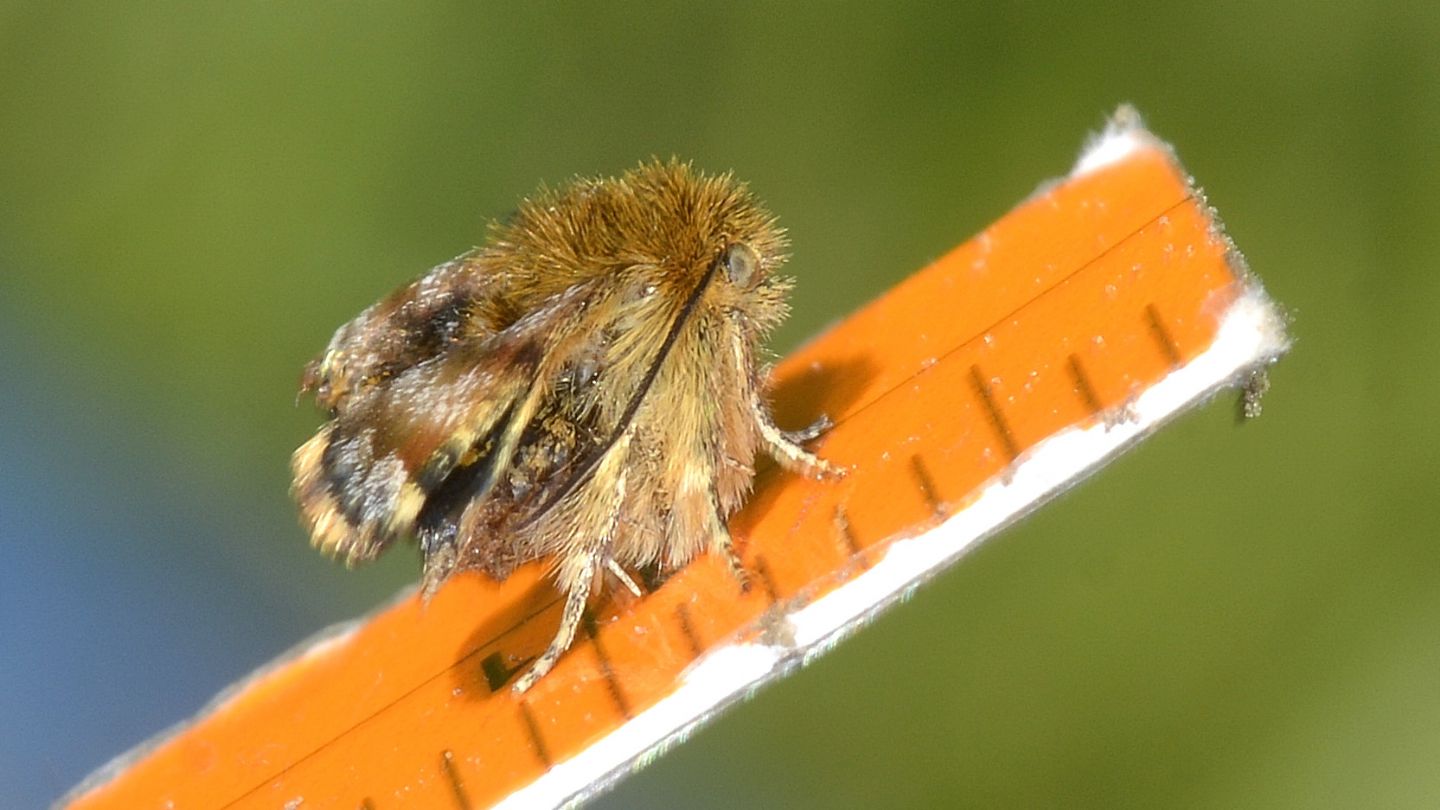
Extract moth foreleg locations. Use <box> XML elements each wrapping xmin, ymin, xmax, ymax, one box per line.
<box><xmin>752</xmin><ymin>391</ymin><xmax>844</xmax><ymax>479</ymax></box>
<box><xmin>514</xmin><ymin>458</ymin><xmax>630</xmax><ymax>693</ymax></box>
<box><xmin>781</xmin><ymin>413</ymin><xmax>833</xmax><ymax>445</ymax></box>
<box><xmin>707</xmin><ymin>503</ymin><xmax>750</xmax><ymax>591</ymax></box>
<box><xmin>605</xmin><ymin>558</ymin><xmax>644</xmax><ymax>598</ymax></box>
<box><xmin>513</xmin><ymin>555</ymin><xmax>595</xmax><ymax>694</ymax></box>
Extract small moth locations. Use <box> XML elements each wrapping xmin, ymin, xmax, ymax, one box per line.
<box><xmin>292</xmin><ymin>160</ymin><xmax>839</xmax><ymax>692</ymax></box>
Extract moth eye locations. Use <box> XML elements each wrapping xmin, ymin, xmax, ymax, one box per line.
<box><xmin>720</xmin><ymin>242</ymin><xmax>760</xmax><ymax>287</ymax></box>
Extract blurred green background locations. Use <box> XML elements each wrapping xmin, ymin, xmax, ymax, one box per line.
<box><xmin>3</xmin><ymin>3</ymin><xmax>1436</xmax><ymax>808</ymax></box>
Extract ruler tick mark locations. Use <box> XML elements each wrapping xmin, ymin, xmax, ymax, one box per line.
<box><xmin>969</xmin><ymin>364</ymin><xmax>1020</xmax><ymax>461</ymax></box>
<box><xmin>674</xmin><ymin>602</ymin><xmax>704</xmax><ymax>659</ymax></box>
<box><xmin>582</xmin><ymin>613</ymin><xmax>632</xmax><ymax>720</ymax></box>
<box><xmin>751</xmin><ymin>555</ymin><xmax>780</xmax><ymax>604</ymax></box>
<box><xmin>517</xmin><ymin>701</ymin><xmax>553</xmax><ymax>769</ymax></box>
<box><xmin>1145</xmin><ymin>303</ymin><xmax>1183</xmax><ymax>367</ymax></box>
<box><xmin>909</xmin><ymin>454</ymin><xmax>944</xmax><ymax>517</ymax></box>
<box><xmin>1067</xmin><ymin>353</ymin><xmax>1104</xmax><ymax>416</ymax></box>
<box><xmin>834</xmin><ymin>503</ymin><xmax>863</xmax><ymax>558</ymax></box>
<box><xmin>440</xmin><ymin>749</ymin><xmax>471</xmax><ymax>810</ymax></box>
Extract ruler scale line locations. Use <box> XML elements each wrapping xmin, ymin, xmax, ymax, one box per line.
<box><xmin>440</xmin><ymin>749</ymin><xmax>471</xmax><ymax>810</ymax></box>
<box><xmin>582</xmin><ymin>614</ymin><xmax>633</xmax><ymax>721</ymax></box>
<box><xmin>516</xmin><ymin>702</ymin><xmax>553</xmax><ymax>770</ymax></box>
<box><xmin>1145</xmin><ymin>302</ymin><xmax>1184</xmax><ymax>367</ymax></box>
<box><xmin>969</xmin><ymin>364</ymin><xmax>1022</xmax><ymax>461</ymax></box>
<box><xmin>908</xmin><ymin>455</ymin><xmax>945</xmax><ymax>517</ymax></box>
<box><xmin>1067</xmin><ymin>353</ymin><xmax>1106</xmax><ymax>417</ymax></box>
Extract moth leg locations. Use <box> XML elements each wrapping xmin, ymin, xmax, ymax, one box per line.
<box><xmin>781</xmin><ymin>413</ymin><xmax>833</xmax><ymax>445</ymax></box>
<box><xmin>752</xmin><ymin>391</ymin><xmax>845</xmax><ymax>480</ymax></box>
<box><xmin>514</xmin><ymin>459</ymin><xmax>630</xmax><ymax>693</ymax></box>
<box><xmin>708</xmin><ymin>504</ymin><xmax>751</xmax><ymax>591</ymax></box>
<box><xmin>601</xmin><ymin>462</ymin><xmax>640</xmax><ymax>597</ymax></box>
<box><xmin>606</xmin><ymin>558</ymin><xmax>644</xmax><ymax>598</ymax></box>
<box><xmin>513</xmin><ymin>555</ymin><xmax>596</xmax><ymax>694</ymax></box>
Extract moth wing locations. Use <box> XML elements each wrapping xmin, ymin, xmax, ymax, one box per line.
<box><xmin>291</xmin><ymin>281</ymin><xmax>600</xmax><ymax>564</ymax></box>
<box><xmin>300</xmin><ymin>250</ymin><xmax>514</xmax><ymax>415</ymax></box>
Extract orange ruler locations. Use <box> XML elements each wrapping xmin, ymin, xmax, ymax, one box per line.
<box><xmin>63</xmin><ymin>109</ymin><xmax>1287</xmax><ymax>809</ymax></box>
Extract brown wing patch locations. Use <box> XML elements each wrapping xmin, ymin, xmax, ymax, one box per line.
<box><xmin>302</xmin><ymin>250</ymin><xmax>518</xmax><ymax>415</ymax></box>
<box><xmin>292</xmin><ymin>283</ymin><xmax>597</xmax><ymax>565</ymax></box>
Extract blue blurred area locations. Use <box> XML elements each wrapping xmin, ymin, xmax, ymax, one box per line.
<box><xmin>0</xmin><ymin>304</ymin><xmax>300</xmax><ymax>804</ymax></box>
<box><xmin>2</xmin><ymin>3</ymin><xmax>1439</xmax><ymax>808</ymax></box>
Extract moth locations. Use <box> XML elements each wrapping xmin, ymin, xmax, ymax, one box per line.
<box><xmin>292</xmin><ymin>160</ymin><xmax>839</xmax><ymax>692</ymax></box>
